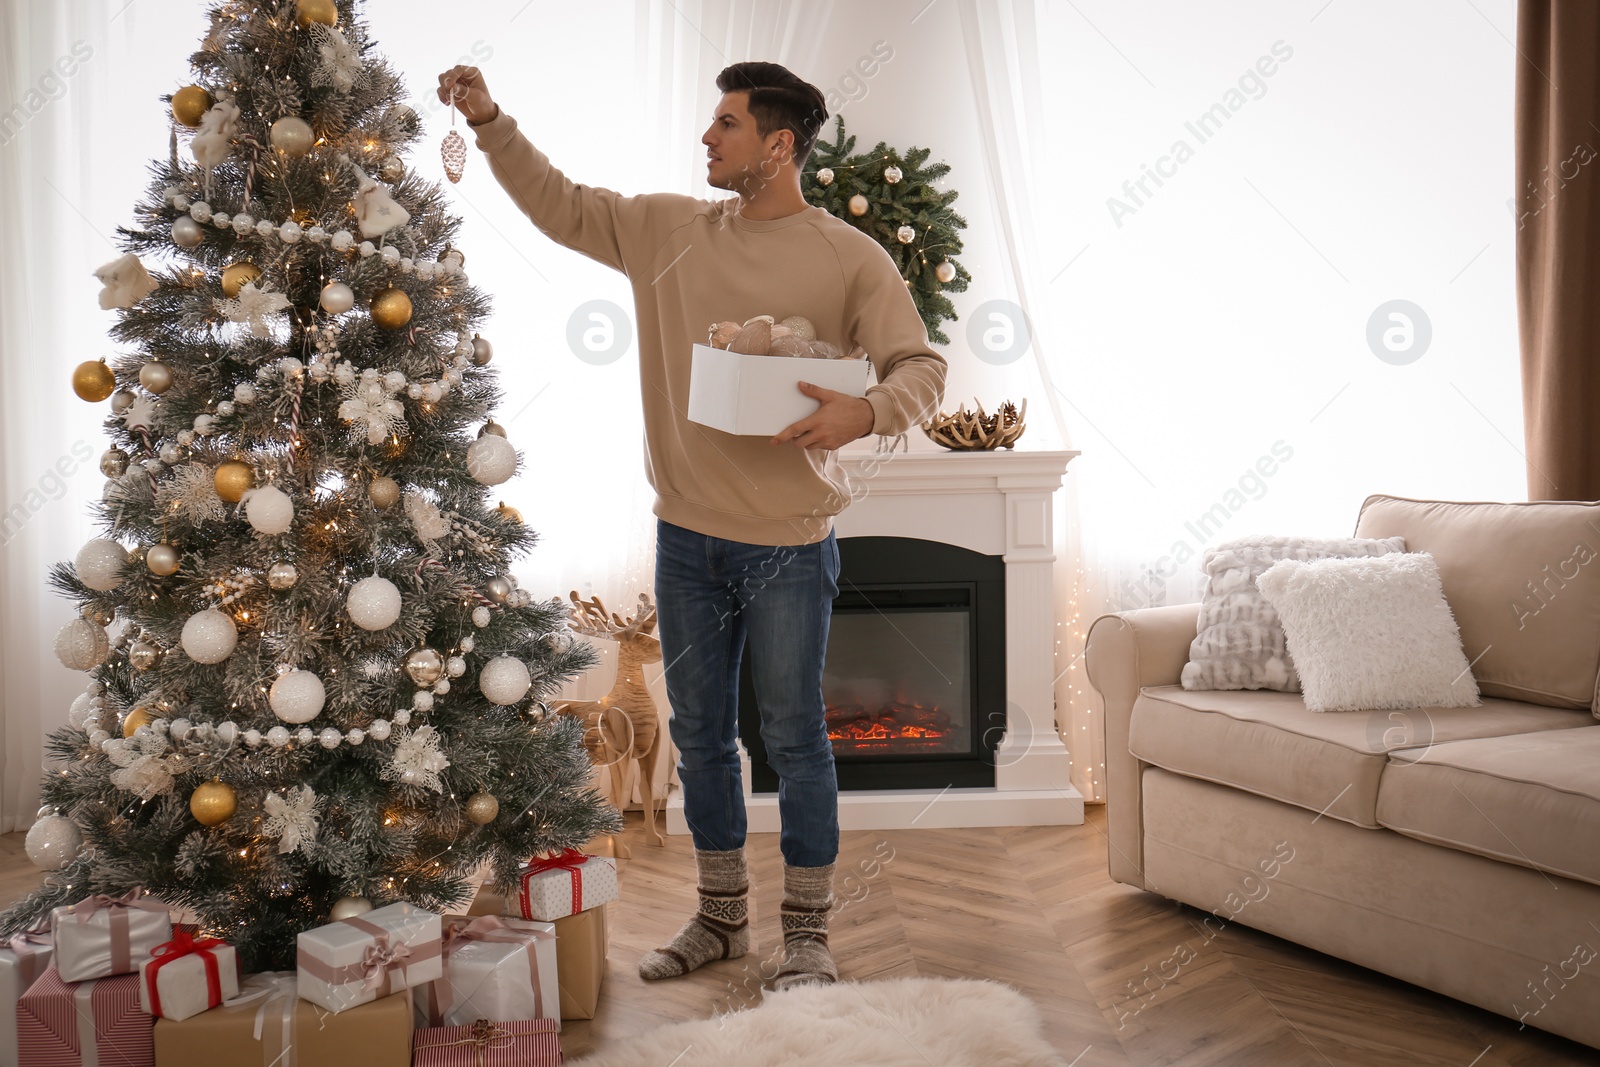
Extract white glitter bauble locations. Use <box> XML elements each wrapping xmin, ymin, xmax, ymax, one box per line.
<box><xmin>347</xmin><ymin>575</ymin><xmax>402</xmax><ymax>630</ymax></box>
<box><xmin>231</xmin><ymin>213</ymin><xmax>255</xmax><ymax>234</ymax></box>
<box><xmin>466</xmin><ymin>434</ymin><xmax>516</xmax><ymax>486</ymax></box>
<box><xmin>269</xmin><ymin>669</ymin><xmax>326</xmax><ymax>724</ymax></box>
<box><xmin>392</xmin><ymin>708</ymin><xmax>411</xmax><ymax>726</ymax></box>
<box><xmin>346</xmin><ymin>728</ymin><xmax>365</xmax><ymax>746</ymax></box>
<box><xmin>55</xmin><ymin>619</ymin><xmax>109</xmax><ymax>671</ymax></box>
<box><xmin>75</xmin><ymin>538</ymin><xmax>129</xmax><ymax>591</ymax></box>
<box><xmin>25</xmin><ymin>815</ymin><xmax>83</xmax><ymax>871</ymax></box>
<box><xmin>279</xmin><ymin>220</ymin><xmax>303</xmax><ymax>244</ymax></box>
<box><xmin>181</xmin><ymin>608</ymin><xmax>238</xmax><ymax>664</ymax></box>
<box><xmin>255</xmin><ymin>219</ymin><xmax>277</xmax><ymax>238</ymax></box>
<box><xmin>318</xmin><ymin>727</ymin><xmax>343</xmax><ymax>749</ymax></box>
<box><xmin>168</xmin><ymin>718</ymin><xmax>190</xmax><ymax>742</ymax></box>
<box><xmin>472</xmin><ymin>606</ymin><xmax>491</xmax><ymax>628</ymax></box>
<box><xmin>243</xmin><ymin>485</ymin><xmax>294</xmax><ymax>535</ymax></box>
<box><xmin>412</xmin><ymin>690</ymin><xmax>434</xmax><ymax>712</ymax></box>
<box><xmin>296</xmin><ymin>727</ymin><xmax>315</xmax><ymax>745</ymax></box>
<box><xmin>459</xmin><ymin>635</ymin><xmax>475</xmax><ymax>653</ymax></box>
<box><xmin>446</xmin><ymin>655</ymin><xmax>466</xmax><ymax>678</ymax></box>
<box><xmin>479</xmin><ymin>656</ymin><xmax>531</xmax><ymax>705</ymax></box>
<box><xmin>331</xmin><ymin>230</ymin><xmax>354</xmax><ymax>251</ymax></box>
<box><xmin>367</xmin><ymin>719</ymin><xmax>391</xmax><ymax>741</ymax></box>
<box><xmin>68</xmin><ymin>691</ymin><xmax>96</xmax><ymax>728</ymax></box>
<box><xmin>189</xmin><ymin>201</ymin><xmax>211</xmax><ymax>222</ymax></box>
<box><xmin>267</xmin><ymin>726</ymin><xmax>291</xmax><ymax>747</ymax></box>
<box><xmin>358</xmin><ymin>240</ymin><xmax>376</xmax><ymax>257</ymax></box>
<box><xmin>243</xmin><ymin>729</ymin><xmax>262</xmax><ymax>747</ymax></box>
<box><xmin>216</xmin><ymin>721</ymin><xmax>238</xmax><ymax>745</ymax></box>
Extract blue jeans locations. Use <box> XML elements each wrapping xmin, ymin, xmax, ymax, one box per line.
<box><xmin>653</xmin><ymin>518</ymin><xmax>840</xmax><ymax>868</ymax></box>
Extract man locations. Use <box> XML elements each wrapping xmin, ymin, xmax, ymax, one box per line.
<box><xmin>437</xmin><ymin>60</ymin><xmax>946</xmax><ymax>989</ymax></box>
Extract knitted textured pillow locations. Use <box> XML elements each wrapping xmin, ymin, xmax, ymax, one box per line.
<box><xmin>1181</xmin><ymin>534</ymin><xmax>1406</xmax><ymax>692</ymax></box>
<box><xmin>1255</xmin><ymin>552</ymin><xmax>1481</xmax><ymax>712</ymax></box>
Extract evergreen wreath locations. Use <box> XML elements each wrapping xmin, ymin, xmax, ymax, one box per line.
<box><xmin>802</xmin><ymin>116</ymin><xmax>970</xmax><ymax>345</ymax></box>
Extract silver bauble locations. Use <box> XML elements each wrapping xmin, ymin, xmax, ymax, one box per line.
<box><xmin>267</xmin><ymin>561</ymin><xmax>299</xmax><ymax>590</ymax></box>
<box><xmin>100</xmin><ymin>448</ymin><xmax>129</xmax><ymax>477</ymax></box>
<box><xmin>883</xmin><ymin>164</ymin><xmax>903</xmax><ymax>184</ymax></box>
<box><xmin>269</xmin><ymin>115</ymin><xmax>315</xmax><ymax>157</ymax></box>
<box><xmin>145</xmin><ymin>544</ymin><xmax>180</xmax><ymax>577</ymax></box>
<box><xmin>171</xmin><ymin>215</ymin><xmax>206</xmax><ymax>248</ymax></box>
<box><xmin>128</xmin><ymin>639</ymin><xmax>163</xmax><ymax>671</ymax></box>
<box><xmin>471</xmin><ymin>333</ymin><xmax>493</xmax><ymax>366</ymax></box>
<box><xmin>478</xmin><ymin>421</ymin><xmax>506</xmax><ymax>438</ymax></box>
<box><xmin>320</xmin><ymin>281</ymin><xmax>355</xmax><ymax>315</ymax></box>
<box><xmin>110</xmin><ymin>390</ymin><xmax>137</xmax><ymax>414</ymax></box>
<box><xmin>404</xmin><ymin>646</ymin><xmax>445</xmax><ymax>687</ymax></box>
<box><xmin>139</xmin><ymin>361</ymin><xmax>175</xmax><ymax>394</ymax></box>
<box><xmin>485</xmin><ymin>576</ymin><xmax>512</xmax><ymax>603</ymax></box>
<box><xmin>379</xmin><ymin>155</ymin><xmax>404</xmax><ymax>182</ymax></box>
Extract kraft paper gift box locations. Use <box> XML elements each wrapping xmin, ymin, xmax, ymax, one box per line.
<box><xmin>412</xmin><ymin>1018</ymin><xmax>562</xmax><ymax>1066</ymax></box>
<box><xmin>413</xmin><ymin>915</ymin><xmax>559</xmax><ymax>1031</ymax></box>
<box><xmin>138</xmin><ymin>928</ymin><xmax>241</xmax><ymax>1022</ymax></box>
<box><xmin>153</xmin><ymin>971</ymin><xmax>413</xmax><ymax>1067</ymax></box>
<box><xmin>295</xmin><ymin>901</ymin><xmax>441</xmax><ymax>1014</ymax></box>
<box><xmin>687</xmin><ymin>343</ymin><xmax>870</xmax><ymax>436</ymax></box>
<box><xmin>16</xmin><ymin>962</ymin><xmax>155</xmax><ymax>1067</ymax></box>
<box><xmin>50</xmin><ymin>889</ymin><xmax>172</xmax><ymax>983</ymax></box>
<box><xmin>1</xmin><ymin>926</ymin><xmax>53</xmax><ymax>1066</ymax></box>
<box><xmin>512</xmin><ymin>850</ymin><xmax>619</xmax><ymax>922</ymax></box>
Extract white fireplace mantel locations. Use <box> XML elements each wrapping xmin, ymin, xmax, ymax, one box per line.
<box><xmin>667</xmin><ymin>445</ymin><xmax>1084</xmax><ymax>834</ymax></box>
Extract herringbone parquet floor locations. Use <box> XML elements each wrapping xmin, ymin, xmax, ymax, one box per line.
<box><xmin>3</xmin><ymin>810</ymin><xmax>1595</xmax><ymax>1064</ymax></box>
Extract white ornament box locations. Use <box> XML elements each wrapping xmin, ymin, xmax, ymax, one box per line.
<box><xmin>687</xmin><ymin>343</ymin><xmax>870</xmax><ymax>436</ymax></box>
<box><xmin>512</xmin><ymin>851</ymin><xmax>619</xmax><ymax>922</ymax></box>
<box><xmin>295</xmin><ymin>901</ymin><xmax>442</xmax><ymax>1014</ymax></box>
<box><xmin>413</xmin><ymin>915</ymin><xmax>559</xmax><ymax>1030</ymax></box>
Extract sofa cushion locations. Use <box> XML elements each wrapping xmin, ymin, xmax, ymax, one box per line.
<box><xmin>1378</xmin><ymin>727</ymin><xmax>1600</xmax><ymax>889</ymax></box>
<box><xmin>1354</xmin><ymin>495</ymin><xmax>1600</xmax><ymax>713</ymax></box>
<box><xmin>1128</xmin><ymin>685</ymin><xmax>1590</xmax><ymax>827</ymax></box>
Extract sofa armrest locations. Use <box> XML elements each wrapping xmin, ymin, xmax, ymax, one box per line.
<box><xmin>1084</xmin><ymin>604</ymin><xmax>1201</xmax><ymax>888</ymax></box>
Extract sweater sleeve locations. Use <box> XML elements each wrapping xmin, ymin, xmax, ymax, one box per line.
<box><xmin>841</xmin><ymin>243</ymin><xmax>950</xmax><ymax>438</ymax></box>
<box><xmin>468</xmin><ymin>109</ymin><xmax>688</xmax><ymax>276</ymax></box>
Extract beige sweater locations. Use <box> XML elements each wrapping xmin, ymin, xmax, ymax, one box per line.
<box><xmin>470</xmin><ymin>110</ymin><xmax>948</xmax><ymax>547</ymax></box>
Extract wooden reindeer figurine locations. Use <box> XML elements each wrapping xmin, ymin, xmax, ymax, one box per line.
<box><xmin>556</xmin><ymin>590</ymin><xmax>665</xmax><ymax>850</ymax></box>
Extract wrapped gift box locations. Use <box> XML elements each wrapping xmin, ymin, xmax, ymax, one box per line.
<box><xmin>138</xmin><ymin>929</ymin><xmax>241</xmax><ymax>1022</ymax></box>
<box><xmin>687</xmin><ymin>343</ymin><xmax>870</xmax><ymax>436</ymax></box>
<box><xmin>17</xmin><ymin>962</ymin><xmax>155</xmax><ymax>1067</ymax></box>
<box><xmin>50</xmin><ymin>889</ymin><xmax>172</xmax><ymax>983</ymax></box>
<box><xmin>552</xmin><ymin>906</ymin><xmax>607</xmax><ymax>1021</ymax></box>
<box><xmin>296</xmin><ymin>901</ymin><xmax>441</xmax><ymax>1014</ymax></box>
<box><xmin>513</xmin><ymin>850</ymin><xmax>619</xmax><ymax>922</ymax></box>
<box><xmin>2</xmin><ymin>927</ymin><xmax>53</xmax><ymax>1066</ymax></box>
<box><xmin>153</xmin><ymin>971</ymin><xmax>413</xmax><ymax>1067</ymax></box>
<box><xmin>414</xmin><ymin>915</ymin><xmax>559</xmax><ymax>1030</ymax></box>
<box><xmin>412</xmin><ymin>1018</ymin><xmax>562</xmax><ymax>1066</ymax></box>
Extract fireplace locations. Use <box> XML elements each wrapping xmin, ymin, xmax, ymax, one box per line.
<box><xmin>666</xmin><ymin>446</ymin><xmax>1084</xmax><ymax>832</ymax></box>
<box><xmin>739</xmin><ymin>537</ymin><xmax>1005</xmax><ymax>792</ymax></box>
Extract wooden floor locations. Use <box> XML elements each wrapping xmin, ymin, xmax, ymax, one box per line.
<box><xmin>4</xmin><ymin>811</ymin><xmax>1596</xmax><ymax>1065</ymax></box>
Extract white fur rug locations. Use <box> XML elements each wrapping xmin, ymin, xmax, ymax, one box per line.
<box><xmin>568</xmin><ymin>977</ymin><xmax>1067</xmax><ymax>1067</ymax></box>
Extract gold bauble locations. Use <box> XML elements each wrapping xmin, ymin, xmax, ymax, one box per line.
<box><xmin>494</xmin><ymin>501</ymin><xmax>523</xmax><ymax>524</ymax></box>
<box><xmin>404</xmin><ymin>647</ymin><xmax>445</xmax><ymax>687</ymax></box>
<box><xmin>122</xmin><ymin>707</ymin><xmax>156</xmax><ymax>738</ymax></box>
<box><xmin>146</xmin><ymin>543</ymin><xmax>180</xmax><ymax>577</ymax></box>
<box><xmin>221</xmin><ymin>262</ymin><xmax>261</xmax><ymax>298</ymax></box>
<box><xmin>269</xmin><ymin>116</ymin><xmax>315</xmax><ymax>158</ymax></box>
<box><xmin>73</xmin><ymin>360</ymin><xmax>116</xmax><ymax>403</ymax></box>
<box><xmin>368</xmin><ymin>475</ymin><xmax>400</xmax><ymax>510</ymax></box>
<box><xmin>464</xmin><ymin>792</ymin><xmax>499</xmax><ymax>825</ymax></box>
<box><xmin>171</xmin><ymin>85</ymin><xmax>213</xmax><ymax>128</ymax></box>
<box><xmin>139</xmin><ymin>361</ymin><xmax>174</xmax><ymax>395</ymax></box>
<box><xmin>189</xmin><ymin>779</ymin><xmax>237</xmax><ymax>826</ymax></box>
<box><xmin>295</xmin><ymin>0</ymin><xmax>338</xmax><ymax>27</ymax></box>
<box><xmin>289</xmin><ymin>207</ymin><xmax>315</xmax><ymax>226</ymax></box>
<box><xmin>369</xmin><ymin>287</ymin><xmax>413</xmax><ymax>330</ymax></box>
<box><xmin>478</xmin><ymin>421</ymin><xmax>506</xmax><ymax>438</ymax></box>
<box><xmin>214</xmin><ymin>460</ymin><xmax>254</xmax><ymax>503</ymax></box>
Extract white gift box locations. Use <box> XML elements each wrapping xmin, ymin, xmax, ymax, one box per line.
<box><xmin>1</xmin><ymin>929</ymin><xmax>53</xmax><ymax>1065</ymax></box>
<box><xmin>295</xmin><ymin>901</ymin><xmax>442</xmax><ymax>1014</ymax></box>
<box><xmin>413</xmin><ymin>915</ymin><xmax>559</xmax><ymax>1030</ymax></box>
<box><xmin>687</xmin><ymin>343</ymin><xmax>871</xmax><ymax>436</ymax></box>
<box><xmin>138</xmin><ymin>934</ymin><xmax>241</xmax><ymax>1021</ymax></box>
<box><xmin>513</xmin><ymin>851</ymin><xmax>619</xmax><ymax>922</ymax></box>
<box><xmin>50</xmin><ymin>891</ymin><xmax>172</xmax><ymax>982</ymax></box>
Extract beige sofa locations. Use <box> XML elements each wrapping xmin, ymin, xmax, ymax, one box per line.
<box><xmin>1084</xmin><ymin>495</ymin><xmax>1600</xmax><ymax>1047</ymax></box>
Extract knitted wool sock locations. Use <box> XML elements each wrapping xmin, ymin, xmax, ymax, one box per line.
<box><xmin>772</xmin><ymin>862</ymin><xmax>838</xmax><ymax>991</ymax></box>
<box><xmin>638</xmin><ymin>848</ymin><xmax>750</xmax><ymax>980</ymax></box>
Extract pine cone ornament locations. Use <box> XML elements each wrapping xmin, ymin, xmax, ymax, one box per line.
<box><xmin>442</xmin><ymin>128</ymin><xmax>467</xmax><ymax>183</ymax></box>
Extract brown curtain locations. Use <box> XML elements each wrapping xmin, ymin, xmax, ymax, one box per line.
<box><xmin>1517</xmin><ymin>1</ymin><xmax>1600</xmax><ymax>500</ymax></box>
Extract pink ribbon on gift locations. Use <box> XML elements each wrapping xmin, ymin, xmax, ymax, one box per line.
<box><xmin>296</xmin><ymin>913</ymin><xmax>439</xmax><ymax>998</ymax></box>
<box><xmin>422</xmin><ymin>915</ymin><xmax>553</xmax><ymax>1026</ymax></box>
<box><xmin>4</xmin><ymin>925</ymin><xmax>52</xmax><ymax>987</ymax></box>
<box><xmin>63</xmin><ymin>887</ymin><xmax>167</xmax><ymax>975</ymax></box>
<box><xmin>521</xmin><ymin>848</ymin><xmax>589</xmax><ymax>917</ymax></box>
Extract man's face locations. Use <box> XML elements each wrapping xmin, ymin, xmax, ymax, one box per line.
<box><xmin>702</xmin><ymin>92</ymin><xmax>784</xmax><ymax>193</ymax></box>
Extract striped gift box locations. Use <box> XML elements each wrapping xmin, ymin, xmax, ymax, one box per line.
<box><xmin>17</xmin><ymin>962</ymin><xmax>154</xmax><ymax>1067</ymax></box>
<box><xmin>412</xmin><ymin>1018</ymin><xmax>562</xmax><ymax>1066</ymax></box>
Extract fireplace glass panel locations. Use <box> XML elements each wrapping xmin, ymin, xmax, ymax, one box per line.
<box><xmin>823</xmin><ymin>604</ymin><xmax>971</xmax><ymax>758</ymax></box>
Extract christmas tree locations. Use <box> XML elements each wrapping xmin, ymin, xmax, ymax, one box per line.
<box><xmin>801</xmin><ymin>115</ymin><xmax>970</xmax><ymax>345</ymax></box>
<box><xmin>1</xmin><ymin>0</ymin><xmax>621</xmax><ymax>971</ymax></box>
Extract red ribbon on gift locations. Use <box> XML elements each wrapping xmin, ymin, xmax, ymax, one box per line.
<box><xmin>523</xmin><ymin>848</ymin><xmax>588</xmax><ymax>916</ymax></box>
<box><xmin>144</xmin><ymin>927</ymin><xmax>228</xmax><ymax>1019</ymax></box>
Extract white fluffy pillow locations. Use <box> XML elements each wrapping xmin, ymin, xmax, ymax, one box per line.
<box><xmin>1255</xmin><ymin>552</ymin><xmax>1481</xmax><ymax>713</ymax></box>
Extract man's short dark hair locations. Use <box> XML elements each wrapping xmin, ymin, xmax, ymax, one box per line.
<box><xmin>715</xmin><ymin>62</ymin><xmax>828</xmax><ymax>167</ymax></box>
